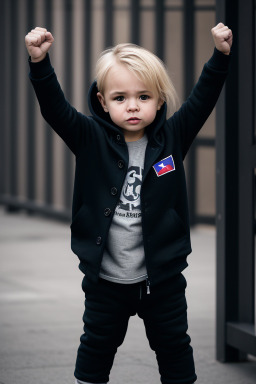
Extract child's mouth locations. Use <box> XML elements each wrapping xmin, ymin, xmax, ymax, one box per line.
<box><xmin>127</xmin><ymin>117</ymin><xmax>141</xmax><ymax>125</ymax></box>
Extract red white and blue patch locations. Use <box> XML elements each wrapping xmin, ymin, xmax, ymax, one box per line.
<box><xmin>153</xmin><ymin>155</ymin><xmax>175</xmax><ymax>177</ymax></box>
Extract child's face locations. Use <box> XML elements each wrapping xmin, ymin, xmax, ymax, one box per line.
<box><xmin>97</xmin><ymin>63</ymin><xmax>163</xmax><ymax>142</ymax></box>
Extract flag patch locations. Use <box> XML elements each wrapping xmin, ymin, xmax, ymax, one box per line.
<box><xmin>153</xmin><ymin>155</ymin><xmax>175</xmax><ymax>177</ymax></box>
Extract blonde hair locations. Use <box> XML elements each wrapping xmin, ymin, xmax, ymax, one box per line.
<box><xmin>95</xmin><ymin>43</ymin><xmax>179</xmax><ymax>115</ymax></box>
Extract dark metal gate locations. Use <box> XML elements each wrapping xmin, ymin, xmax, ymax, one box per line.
<box><xmin>216</xmin><ymin>0</ymin><xmax>256</xmax><ymax>361</ymax></box>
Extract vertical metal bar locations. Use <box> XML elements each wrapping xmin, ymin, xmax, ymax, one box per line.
<box><xmin>105</xmin><ymin>0</ymin><xmax>114</xmax><ymax>48</ymax></box>
<box><xmin>131</xmin><ymin>0</ymin><xmax>140</xmax><ymax>45</ymax></box>
<box><xmin>64</xmin><ymin>0</ymin><xmax>73</xmax><ymax>210</ymax></box>
<box><xmin>155</xmin><ymin>0</ymin><xmax>165</xmax><ymax>61</ymax></box>
<box><xmin>0</xmin><ymin>0</ymin><xmax>6</xmax><ymax>195</ymax></box>
<box><xmin>9</xmin><ymin>0</ymin><xmax>19</xmax><ymax>201</ymax></box>
<box><xmin>184</xmin><ymin>0</ymin><xmax>195</xmax><ymax>98</ymax></box>
<box><xmin>3</xmin><ymin>1</ymin><xmax>12</xmax><ymax>205</ymax></box>
<box><xmin>214</xmin><ymin>0</ymin><xmax>227</xmax><ymax>349</ymax></box>
<box><xmin>64</xmin><ymin>0</ymin><xmax>73</xmax><ymax>102</ymax></box>
<box><xmin>84</xmin><ymin>0</ymin><xmax>92</xmax><ymax>114</ymax></box>
<box><xmin>216</xmin><ymin>0</ymin><xmax>240</xmax><ymax>362</ymax></box>
<box><xmin>184</xmin><ymin>0</ymin><xmax>196</xmax><ymax>225</ymax></box>
<box><xmin>238</xmin><ymin>0</ymin><xmax>254</xmax><ymax>326</ymax></box>
<box><xmin>215</xmin><ymin>68</ymin><xmax>228</xmax><ymax>363</ymax></box>
<box><xmin>44</xmin><ymin>0</ymin><xmax>54</xmax><ymax>206</ymax></box>
<box><xmin>26</xmin><ymin>0</ymin><xmax>36</xmax><ymax>203</ymax></box>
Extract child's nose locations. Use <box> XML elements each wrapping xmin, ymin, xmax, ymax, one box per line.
<box><xmin>127</xmin><ymin>99</ymin><xmax>139</xmax><ymax>112</ymax></box>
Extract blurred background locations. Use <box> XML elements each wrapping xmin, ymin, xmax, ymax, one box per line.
<box><xmin>0</xmin><ymin>0</ymin><xmax>218</xmax><ymax>224</ymax></box>
<box><xmin>0</xmin><ymin>0</ymin><xmax>256</xmax><ymax>382</ymax></box>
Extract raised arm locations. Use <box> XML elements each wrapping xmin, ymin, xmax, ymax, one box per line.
<box><xmin>25</xmin><ymin>27</ymin><xmax>89</xmax><ymax>155</ymax></box>
<box><xmin>170</xmin><ymin>23</ymin><xmax>233</xmax><ymax>159</ymax></box>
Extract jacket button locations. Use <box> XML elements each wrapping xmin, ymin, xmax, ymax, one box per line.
<box><xmin>118</xmin><ymin>160</ymin><xmax>124</xmax><ymax>168</ymax></box>
<box><xmin>104</xmin><ymin>208</ymin><xmax>111</xmax><ymax>216</ymax></box>
<box><xmin>117</xmin><ymin>134</ymin><xmax>121</xmax><ymax>141</ymax></box>
<box><xmin>96</xmin><ymin>236</ymin><xmax>102</xmax><ymax>245</ymax></box>
<box><xmin>111</xmin><ymin>187</ymin><xmax>117</xmax><ymax>196</ymax></box>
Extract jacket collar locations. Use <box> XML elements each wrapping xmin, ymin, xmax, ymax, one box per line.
<box><xmin>88</xmin><ymin>81</ymin><xmax>166</xmax><ymax>147</ymax></box>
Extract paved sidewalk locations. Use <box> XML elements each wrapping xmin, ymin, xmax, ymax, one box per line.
<box><xmin>0</xmin><ymin>207</ymin><xmax>255</xmax><ymax>384</ymax></box>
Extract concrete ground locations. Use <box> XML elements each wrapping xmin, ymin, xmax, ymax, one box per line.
<box><xmin>0</xmin><ymin>207</ymin><xmax>255</xmax><ymax>384</ymax></box>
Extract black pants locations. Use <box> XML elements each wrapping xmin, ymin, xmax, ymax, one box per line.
<box><xmin>74</xmin><ymin>274</ymin><xmax>196</xmax><ymax>384</ymax></box>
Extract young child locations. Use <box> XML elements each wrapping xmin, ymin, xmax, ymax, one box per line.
<box><xmin>25</xmin><ymin>23</ymin><xmax>232</xmax><ymax>384</ymax></box>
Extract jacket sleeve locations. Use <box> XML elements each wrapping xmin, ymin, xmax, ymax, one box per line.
<box><xmin>169</xmin><ymin>48</ymin><xmax>231</xmax><ymax>159</ymax></box>
<box><xmin>29</xmin><ymin>54</ymin><xmax>89</xmax><ymax>156</ymax></box>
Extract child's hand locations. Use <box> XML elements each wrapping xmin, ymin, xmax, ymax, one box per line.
<box><xmin>211</xmin><ymin>23</ymin><xmax>233</xmax><ymax>55</ymax></box>
<box><xmin>25</xmin><ymin>27</ymin><xmax>54</xmax><ymax>62</ymax></box>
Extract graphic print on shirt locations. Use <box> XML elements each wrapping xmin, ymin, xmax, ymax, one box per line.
<box><xmin>118</xmin><ymin>166</ymin><xmax>143</xmax><ymax>212</ymax></box>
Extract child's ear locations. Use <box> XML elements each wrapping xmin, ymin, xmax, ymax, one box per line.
<box><xmin>157</xmin><ymin>99</ymin><xmax>164</xmax><ymax>110</ymax></box>
<box><xmin>97</xmin><ymin>92</ymin><xmax>108</xmax><ymax>112</ymax></box>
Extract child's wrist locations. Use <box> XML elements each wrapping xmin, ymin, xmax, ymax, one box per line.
<box><xmin>29</xmin><ymin>53</ymin><xmax>53</xmax><ymax>79</ymax></box>
<box><xmin>216</xmin><ymin>48</ymin><xmax>230</xmax><ymax>56</ymax></box>
<box><xmin>31</xmin><ymin>53</ymin><xmax>47</xmax><ymax>63</ymax></box>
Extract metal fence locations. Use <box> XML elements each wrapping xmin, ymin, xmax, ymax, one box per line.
<box><xmin>216</xmin><ymin>0</ymin><xmax>256</xmax><ymax>362</ymax></box>
<box><xmin>0</xmin><ymin>0</ymin><xmax>216</xmax><ymax>223</ymax></box>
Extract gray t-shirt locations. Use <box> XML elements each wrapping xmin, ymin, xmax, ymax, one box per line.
<box><xmin>100</xmin><ymin>135</ymin><xmax>148</xmax><ymax>283</ymax></box>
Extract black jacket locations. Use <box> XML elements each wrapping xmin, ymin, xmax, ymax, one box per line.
<box><xmin>29</xmin><ymin>48</ymin><xmax>230</xmax><ymax>286</ymax></box>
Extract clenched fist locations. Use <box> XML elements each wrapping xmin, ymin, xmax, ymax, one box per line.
<box><xmin>211</xmin><ymin>23</ymin><xmax>233</xmax><ymax>55</ymax></box>
<box><xmin>25</xmin><ymin>27</ymin><xmax>54</xmax><ymax>62</ymax></box>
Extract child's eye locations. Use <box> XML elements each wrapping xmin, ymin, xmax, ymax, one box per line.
<box><xmin>140</xmin><ymin>95</ymin><xmax>150</xmax><ymax>101</ymax></box>
<box><xmin>114</xmin><ymin>96</ymin><xmax>124</xmax><ymax>102</ymax></box>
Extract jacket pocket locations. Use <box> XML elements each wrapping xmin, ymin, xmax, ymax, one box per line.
<box><xmin>70</xmin><ymin>205</ymin><xmax>89</xmax><ymax>236</ymax></box>
<box><xmin>168</xmin><ymin>208</ymin><xmax>187</xmax><ymax>239</ymax></box>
